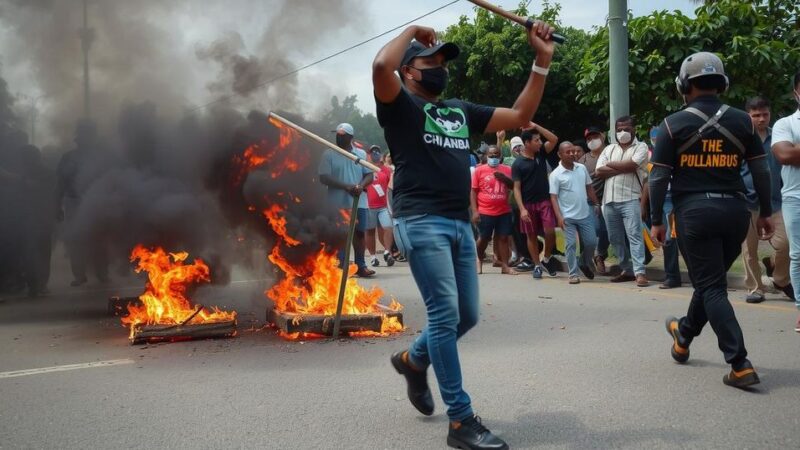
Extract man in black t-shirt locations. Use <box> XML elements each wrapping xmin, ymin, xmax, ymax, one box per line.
<box><xmin>649</xmin><ymin>52</ymin><xmax>773</xmax><ymax>388</ymax></box>
<box><xmin>512</xmin><ymin>126</ymin><xmax>560</xmax><ymax>279</ymax></box>
<box><xmin>374</xmin><ymin>22</ymin><xmax>556</xmax><ymax>450</ymax></box>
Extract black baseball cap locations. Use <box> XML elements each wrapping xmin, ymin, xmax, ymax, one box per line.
<box><xmin>584</xmin><ymin>126</ymin><xmax>604</xmax><ymax>138</ymax></box>
<box><xmin>401</xmin><ymin>41</ymin><xmax>460</xmax><ymax>68</ymax></box>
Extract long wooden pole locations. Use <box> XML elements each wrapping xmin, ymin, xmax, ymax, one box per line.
<box><xmin>331</xmin><ymin>193</ymin><xmax>361</xmax><ymax>338</ymax></box>
<box><xmin>268</xmin><ymin>112</ymin><xmax>380</xmax><ymax>173</ymax></box>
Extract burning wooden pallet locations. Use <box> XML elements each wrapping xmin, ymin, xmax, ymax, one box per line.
<box><xmin>130</xmin><ymin>319</ymin><xmax>237</xmax><ymax>345</ymax></box>
<box><xmin>128</xmin><ymin>304</ymin><xmax>237</xmax><ymax>344</ymax></box>
<box><xmin>267</xmin><ymin>305</ymin><xmax>403</xmax><ymax>336</ymax></box>
<box><xmin>108</xmin><ymin>296</ymin><xmax>142</xmax><ymax>316</ymax></box>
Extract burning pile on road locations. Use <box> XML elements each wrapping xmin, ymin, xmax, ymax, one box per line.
<box><xmin>244</xmin><ymin>115</ymin><xmax>404</xmax><ymax>339</ymax></box>
<box><xmin>266</xmin><ymin>239</ymin><xmax>404</xmax><ymax>339</ymax></box>
<box><xmin>120</xmin><ymin>245</ymin><xmax>237</xmax><ymax>344</ymax></box>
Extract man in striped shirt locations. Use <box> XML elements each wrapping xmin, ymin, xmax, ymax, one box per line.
<box><xmin>596</xmin><ymin>116</ymin><xmax>650</xmax><ymax>286</ymax></box>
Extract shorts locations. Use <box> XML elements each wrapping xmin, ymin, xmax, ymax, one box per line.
<box><xmin>520</xmin><ymin>200</ymin><xmax>556</xmax><ymax>236</ymax></box>
<box><xmin>366</xmin><ymin>207</ymin><xmax>392</xmax><ymax>229</ymax></box>
<box><xmin>478</xmin><ymin>213</ymin><xmax>513</xmax><ymax>239</ymax></box>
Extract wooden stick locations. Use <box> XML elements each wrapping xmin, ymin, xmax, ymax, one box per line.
<box><xmin>268</xmin><ymin>112</ymin><xmax>381</xmax><ymax>173</ymax></box>
<box><xmin>331</xmin><ymin>193</ymin><xmax>361</xmax><ymax>338</ymax></box>
<box><xmin>466</xmin><ymin>0</ymin><xmax>566</xmax><ymax>44</ymax></box>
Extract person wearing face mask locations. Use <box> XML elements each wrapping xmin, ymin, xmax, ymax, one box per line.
<box><xmin>578</xmin><ymin>126</ymin><xmax>610</xmax><ymax>274</ymax></box>
<box><xmin>771</xmin><ymin>69</ymin><xmax>800</xmax><ymax>333</ymax></box>
<box><xmin>317</xmin><ymin>123</ymin><xmax>375</xmax><ymax>278</ymax></box>
<box><xmin>365</xmin><ymin>145</ymin><xmax>396</xmax><ymax>268</ymax></box>
<box><xmin>596</xmin><ymin>116</ymin><xmax>651</xmax><ymax>287</ymax></box>
<box><xmin>650</xmin><ymin>52</ymin><xmax>775</xmax><ymax>388</ymax></box>
<box><xmin>504</xmin><ymin>135</ymin><xmax>534</xmax><ymax>271</ymax></box>
<box><xmin>470</xmin><ymin>145</ymin><xmax>515</xmax><ymax>275</ymax></box>
<box><xmin>374</xmin><ymin>20</ymin><xmax>556</xmax><ymax>449</ymax></box>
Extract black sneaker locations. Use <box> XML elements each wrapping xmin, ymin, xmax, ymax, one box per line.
<box><xmin>386</xmin><ymin>254</ymin><xmax>395</xmax><ymax>267</ymax></box>
<box><xmin>579</xmin><ymin>264</ymin><xmax>594</xmax><ymax>280</ymax></box>
<box><xmin>542</xmin><ymin>258</ymin><xmax>558</xmax><ymax>277</ymax></box>
<box><xmin>665</xmin><ymin>316</ymin><xmax>690</xmax><ymax>363</ymax></box>
<box><xmin>371</xmin><ymin>256</ymin><xmax>380</xmax><ymax>267</ymax></box>
<box><xmin>515</xmin><ymin>260</ymin><xmax>533</xmax><ymax>272</ymax></box>
<box><xmin>447</xmin><ymin>415</ymin><xmax>508</xmax><ymax>450</ymax></box>
<box><xmin>723</xmin><ymin>360</ymin><xmax>760</xmax><ymax>388</ymax></box>
<box><xmin>390</xmin><ymin>352</ymin><xmax>434</xmax><ymax>416</ymax></box>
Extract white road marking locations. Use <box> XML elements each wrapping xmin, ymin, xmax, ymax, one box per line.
<box><xmin>0</xmin><ymin>359</ymin><xmax>135</xmax><ymax>379</ymax></box>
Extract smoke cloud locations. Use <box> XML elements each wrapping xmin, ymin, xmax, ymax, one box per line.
<box><xmin>0</xmin><ymin>0</ymin><xmax>366</xmax><ymax>288</ymax></box>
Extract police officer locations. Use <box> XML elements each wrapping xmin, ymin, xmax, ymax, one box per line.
<box><xmin>649</xmin><ymin>52</ymin><xmax>774</xmax><ymax>388</ymax></box>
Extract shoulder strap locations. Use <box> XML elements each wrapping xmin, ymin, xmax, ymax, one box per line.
<box><xmin>677</xmin><ymin>105</ymin><xmax>746</xmax><ymax>155</ymax></box>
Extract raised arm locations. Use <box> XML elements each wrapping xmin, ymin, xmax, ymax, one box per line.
<box><xmin>372</xmin><ymin>26</ymin><xmax>437</xmax><ymax>104</ymax></box>
<box><xmin>484</xmin><ymin>22</ymin><xmax>556</xmax><ymax>133</ymax></box>
<box><xmin>526</xmin><ymin>122</ymin><xmax>558</xmax><ymax>153</ymax></box>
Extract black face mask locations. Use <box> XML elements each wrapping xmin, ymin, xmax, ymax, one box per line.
<box><xmin>336</xmin><ymin>134</ymin><xmax>352</xmax><ymax>149</ymax></box>
<box><xmin>413</xmin><ymin>66</ymin><xmax>448</xmax><ymax>96</ymax></box>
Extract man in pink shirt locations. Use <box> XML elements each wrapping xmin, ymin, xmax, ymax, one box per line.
<box><xmin>471</xmin><ymin>145</ymin><xmax>516</xmax><ymax>275</ymax></box>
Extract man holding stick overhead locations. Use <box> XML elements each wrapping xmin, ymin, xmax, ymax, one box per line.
<box><xmin>374</xmin><ymin>17</ymin><xmax>555</xmax><ymax>449</ymax></box>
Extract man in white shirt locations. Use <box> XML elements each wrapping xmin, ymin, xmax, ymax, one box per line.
<box><xmin>770</xmin><ymin>69</ymin><xmax>800</xmax><ymax>333</ymax></box>
<box><xmin>596</xmin><ymin>116</ymin><xmax>650</xmax><ymax>286</ymax></box>
<box><xmin>550</xmin><ymin>142</ymin><xmax>600</xmax><ymax>284</ymax></box>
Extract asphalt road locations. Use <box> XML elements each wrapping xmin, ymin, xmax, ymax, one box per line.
<box><xmin>1</xmin><ymin>261</ymin><xmax>799</xmax><ymax>449</ymax></box>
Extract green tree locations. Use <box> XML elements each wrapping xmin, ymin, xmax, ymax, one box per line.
<box><xmin>321</xmin><ymin>94</ymin><xmax>388</xmax><ymax>150</ymax></box>
<box><xmin>442</xmin><ymin>1</ymin><xmax>603</xmax><ymax>146</ymax></box>
<box><xmin>577</xmin><ymin>0</ymin><xmax>800</xmax><ymax>134</ymax></box>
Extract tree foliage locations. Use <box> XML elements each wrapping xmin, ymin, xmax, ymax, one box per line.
<box><xmin>577</xmin><ymin>0</ymin><xmax>800</xmax><ymax>133</ymax></box>
<box><xmin>441</xmin><ymin>2</ymin><xmax>602</xmax><ymax>144</ymax></box>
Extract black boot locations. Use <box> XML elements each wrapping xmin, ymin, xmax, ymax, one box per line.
<box><xmin>390</xmin><ymin>351</ymin><xmax>434</xmax><ymax>415</ymax></box>
<box><xmin>447</xmin><ymin>415</ymin><xmax>508</xmax><ymax>450</ymax></box>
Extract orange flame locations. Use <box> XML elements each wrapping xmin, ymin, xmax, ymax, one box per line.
<box><xmin>267</xmin><ymin>245</ymin><xmax>404</xmax><ymax>339</ymax></box>
<box><xmin>232</xmin><ymin>118</ymin><xmax>308</xmax><ymax>185</ymax></box>
<box><xmin>239</xmin><ymin>114</ymin><xmax>403</xmax><ymax>340</ymax></box>
<box><xmin>263</xmin><ymin>203</ymin><xmax>300</xmax><ymax>247</ymax></box>
<box><xmin>121</xmin><ymin>245</ymin><xmax>236</xmax><ymax>339</ymax></box>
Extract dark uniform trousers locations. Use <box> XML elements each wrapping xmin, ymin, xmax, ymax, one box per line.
<box><xmin>673</xmin><ymin>196</ymin><xmax>750</xmax><ymax>367</ymax></box>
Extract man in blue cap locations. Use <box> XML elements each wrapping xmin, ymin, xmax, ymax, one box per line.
<box><xmin>318</xmin><ymin>122</ymin><xmax>375</xmax><ymax>277</ymax></box>
<box><xmin>374</xmin><ymin>20</ymin><xmax>557</xmax><ymax>450</ymax></box>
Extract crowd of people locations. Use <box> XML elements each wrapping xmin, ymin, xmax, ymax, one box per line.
<box><xmin>325</xmin><ymin>107</ymin><xmax>797</xmax><ymax>309</ymax></box>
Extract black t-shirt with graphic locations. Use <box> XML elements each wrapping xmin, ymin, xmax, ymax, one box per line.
<box><xmin>376</xmin><ymin>88</ymin><xmax>495</xmax><ymax>221</ymax></box>
<box><xmin>511</xmin><ymin>151</ymin><xmax>559</xmax><ymax>203</ymax></box>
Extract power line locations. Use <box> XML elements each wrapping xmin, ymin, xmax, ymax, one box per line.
<box><xmin>188</xmin><ymin>0</ymin><xmax>461</xmax><ymax>113</ymax></box>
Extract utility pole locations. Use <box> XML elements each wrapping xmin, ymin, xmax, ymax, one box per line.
<box><xmin>608</xmin><ymin>0</ymin><xmax>629</xmax><ymax>138</ymax></box>
<box><xmin>78</xmin><ymin>0</ymin><xmax>94</xmax><ymax>119</ymax></box>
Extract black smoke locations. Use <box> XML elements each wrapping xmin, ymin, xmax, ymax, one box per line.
<box><xmin>0</xmin><ymin>0</ymin><xmax>365</xmax><ymax>288</ymax></box>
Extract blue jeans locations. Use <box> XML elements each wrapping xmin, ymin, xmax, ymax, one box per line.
<box><xmin>662</xmin><ymin>196</ymin><xmax>681</xmax><ymax>283</ymax></box>
<box><xmin>565</xmin><ymin>215</ymin><xmax>597</xmax><ymax>277</ymax></box>
<box><xmin>603</xmin><ymin>199</ymin><xmax>646</xmax><ymax>276</ymax></box>
<box><xmin>782</xmin><ymin>197</ymin><xmax>800</xmax><ymax>309</ymax></box>
<box><xmin>393</xmin><ymin>214</ymin><xmax>479</xmax><ymax>421</ymax></box>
